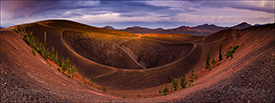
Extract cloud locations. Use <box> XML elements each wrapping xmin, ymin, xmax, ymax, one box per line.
<box><xmin>195</xmin><ymin>1</ymin><xmax>274</xmax><ymax>13</ymax></box>
<box><xmin>1</xmin><ymin>0</ymin><xmax>99</xmax><ymax>19</ymax></box>
<box><xmin>0</xmin><ymin>1</ymin><xmax>274</xmax><ymax>28</ymax></box>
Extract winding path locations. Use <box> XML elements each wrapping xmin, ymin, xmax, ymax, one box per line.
<box><xmin>114</xmin><ymin>34</ymin><xmax>147</xmax><ymax>69</ymax></box>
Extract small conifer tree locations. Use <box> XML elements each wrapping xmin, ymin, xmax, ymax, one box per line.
<box><xmin>205</xmin><ymin>52</ymin><xmax>210</xmax><ymax>69</ymax></box>
<box><xmin>173</xmin><ymin>78</ymin><xmax>178</xmax><ymax>91</ymax></box>
<box><xmin>180</xmin><ymin>74</ymin><xmax>187</xmax><ymax>88</ymax></box>
<box><xmin>168</xmin><ymin>75</ymin><xmax>172</xmax><ymax>83</ymax></box>
<box><xmin>70</xmin><ymin>66</ymin><xmax>76</xmax><ymax>78</ymax></box>
<box><xmin>219</xmin><ymin>44</ymin><xmax>222</xmax><ymax>60</ymax></box>
<box><xmin>61</xmin><ymin>62</ymin><xmax>67</xmax><ymax>73</ymax></box>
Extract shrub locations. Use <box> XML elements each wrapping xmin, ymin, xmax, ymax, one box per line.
<box><xmin>205</xmin><ymin>52</ymin><xmax>210</xmax><ymax>69</ymax></box>
<box><xmin>50</xmin><ymin>53</ymin><xmax>55</xmax><ymax>61</ymax></box>
<box><xmin>90</xmin><ymin>75</ymin><xmax>94</xmax><ymax>83</ymax></box>
<box><xmin>70</xmin><ymin>66</ymin><xmax>76</xmax><ymax>78</ymax></box>
<box><xmin>44</xmin><ymin>31</ymin><xmax>47</xmax><ymax>47</ymax></box>
<box><xmin>226</xmin><ymin>45</ymin><xmax>239</xmax><ymax>59</ymax></box>
<box><xmin>219</xmin><ymin>44</ymin><xmax>222</xmax><ymax>60</ymax></box>
<box><xmin>65</xmin><ymin>57</ymin><xmax>71</xmax><ymax>67</ymax></box>
<box><xmin>32</xmin><ymin>48</ymin><xmax>36</xmax><ymax>56</ymax></box>
<box><xmin>137</xmin><ymin>94</ymin><xmax>140</xmax><ymax>97</ymax></box>
<box><xmin>168</xmin><ymin>75</ymin><xmax>172</xmax><ymax>83</ymax></box>
<box><xmin>103</xmin><ymin>87</ymin><xmax>106</xmax><ymax>91</ymax></box>
<box><xmin>81</xmin><ymin>75</ymin><xmax>84</xmax><ymax>80</ymax></box>
<box><xmin>172</xmin><ymin>78</ymin><xmax>178</xmax><ymax>91</ymax></box>
<box><xmin>233</xmin><ymin>45</ymin><xmax>239</xmax><ymax>50</ymax></box>
<box><xmin>13</xmin><ymin>28</ymin><xmax>18</xmax><ymax>33</ymax></box>
<box><xmin>16</xmin><ymin>25</ymin><xmax>21</xmax><ymax>32</ymax></box>
<box><xmin>211</xmin><ymin>59</ymin><xmax>216</xmax><ymax>65</ymax></box>
<box><xmin>51</xmin><ymin>47</ymin><xmax>55</xmax><ymax>53</ymax></box>
<box><xmin>22</xmin><ymin>26</ymin><xmax>26</xmax><ymax>33</ymax></box>
<box><xmin>67</xmin><ymin>68</ymin><xmax>71</xmax><ymax>74</ymax></box>
<box><xmin>58</xmin><ymin>57</ymin><xmax>62</xmax><ymax>67</ymax></box>
<box><xmin>159</xmin><ymin>90</ymin><xmax>161</xmax><ymax>93</ymax></box>
<box><xmin>194</xmin><ymin>74</ymin><xmax>198</xmax><ymax>79</ymax></box>
<box><xmin>37</xmin><ymin>48</ymin><xmax>42</xmax><ymax>55</ymax></box>
<box><xmin>189</xmin><ymin>78</ymin><xmax>194</xmax><ymax>83</ymax></box>
<box><xmin>61</xmin><ymin>62</ymin><xmax>67</xmax><ymax>73</ymax></box>
<box><xmin>55</xmin><ymin>51</ymin><xmax>58</xmax><ymax>62</ymax></box>
<box><xmin>23</xmin><ymin>32</ymin><xmax>30</xmax><ymax>45</ymax></box>
<box><xmin>123</xmin><ymin>96</ymin><xmax>125</xmax><ymax>99</ymax></box>
<box><xmin>57</xmin><ymin>68</ymin><xmax>61</xmax><ymax>72</ymax></box>
<box><xmin>180</xmin><ymin>74</ymin><xmax>187</xmax><ymax>88</ymax></box>
<box><xmin>226</xmin><ymin>50</ymin><xmax>234</xmax><ymax>59</ymax></box>
<box><xmin>162</xmin><ymin>87</ymin><xmax>169</xmax><ymax>95</ymax></box>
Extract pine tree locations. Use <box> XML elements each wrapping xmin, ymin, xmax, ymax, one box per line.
<box><xmin>180</xmin><ymin>74</ymin><xmax>187</xmax><ymax>88</ymax></box>
<box><xmin>168</xmin><ymin>75</ymin><xmax>172</xmax><ymax>83</ymax></box>
<box><xmin>162</xmin><ymin>87</ymin><xmax>169</xmax><ymax>95</ymax></box>
<box><xmin>44</xmin><ymin>31</ymin><xmax>47</xmax><ymax>47</ymax></box>
<box><xmin>51</xmin><ymin>47</ymin><xmax>55</xmax><ymax>53</ymax></box>
<box><xmin>205</xmin><ymin>52</ymin><xmax>210</xmax><ymax>69</ymax></box>
<box><xmin>70</xmin><ymin>66</ymin><xmax>76</xmax><ymax>79</ymax></box>
<box><xmin>55</xmin><ymin>51</ymin><xmax>58</xmax><ymax>62</ymax></box>
<box><xmin>173</xmin><ymin>78</ymin><xmax>178</xmax><ymax>91</ymax></box>
<box><xmin>32</xmin><ymin>48</ymin><xmax>36</xmax><ymax>56</ymax></box>
<box><xmin>219</xmin><ymin>44</ymin><xmax>222</xmax><ymax>60</ymax></box>
<box><xmin>65</xmin><ymin>57</ymin><xmax>71</xmax><ymax>67</ymax></box>
<box><xmin>61</xmin><ymin>62</ymin><xmax>67</xmax><ymax>73</ymax></box>
<box><xmin>211</xmin><ymin>59</ymin><xmax>216</xmax><ymax>65</ymax></box>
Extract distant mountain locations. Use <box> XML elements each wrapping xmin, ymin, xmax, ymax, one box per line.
<box><xmin>117</xmin><ymin>24</ymin><xmax>228</xmax><ymax>36</ymax></box>
<box><xmin>103</xmin><ymin>22</ymin><xmax>253</xmax><ymax>36</ymax></box>
<box><xmin>119</xmin><ymin>26</ymin><xmax>165</xmax><ymax>34</ymax></box>
<box><xmin>253</xmin><ymin>24</ymin><xmax>261</xmax><ymax>26</ymax></box>
<box><xmin>0</xmin><ymin>27</ymin><xmax>4</xmax><ymax>29</ymax></box>
<box><xmin>103</xmin><ymin>26</ymin><xmax>115</xmax><ymax>30</ymax></box>
<box><xmin>231</xmin><ymin>22</ymin><xmax>252</xmax><ymax>29</ymax></box>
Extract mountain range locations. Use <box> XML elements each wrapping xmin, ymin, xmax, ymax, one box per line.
<box><xmin>104</xmin><ymin>22</ymin><xmax>252</xmax><ymax>36</ymax></box>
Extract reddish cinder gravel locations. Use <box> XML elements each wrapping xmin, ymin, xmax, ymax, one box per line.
<box><xmin>1</xmin><ymin>22</ymin><xmax>274</xmax><ymax>102</ymax></box>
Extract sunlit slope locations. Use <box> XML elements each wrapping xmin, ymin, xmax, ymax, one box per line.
<box><xmin>20</xmin><ymin>20</ymin><xmax>274</xmax><ymax>90</ymax></box>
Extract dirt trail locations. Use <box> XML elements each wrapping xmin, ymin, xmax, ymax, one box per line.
<box><xmin>115</xmin><ymin>34</ymin><xmax>147</xmax><ymax>69</ymax></box>
<box><xmin>60</xmin><ymin>29</ymin><xmax>118</xmax><ymax>76</ymax></box>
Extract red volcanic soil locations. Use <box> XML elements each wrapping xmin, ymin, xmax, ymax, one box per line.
<box><xmin>1</xmin><ymin>20</ymin><xmax>274</xmax><ymax>102</ymax></box>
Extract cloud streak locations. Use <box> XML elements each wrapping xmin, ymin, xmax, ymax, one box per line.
<box><xmin>1</xmin><ymin>0</ymin><xmax>274</xmax><ymax>28</ymax></box>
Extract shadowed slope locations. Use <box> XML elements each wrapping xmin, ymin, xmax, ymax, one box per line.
<box><xmin>12</xmin><ymin>20</ymin><xmax>274</xmax><ymax>91</ymax></box>
<box><xmin>0</xmin><ymin>30</ymin><xmax>126</xmax><ymax>102</ymax></box>
<box><xmin>16</xmin><ymin>20</ymin><xmax>202</xmax><ymax>90</ymax></box>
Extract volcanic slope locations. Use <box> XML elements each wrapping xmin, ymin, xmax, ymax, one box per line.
<box><xmin>14</xmin><ymin>20</ymin><xmax>203</xmax><ymax>90</ymax></box>
<box><xmin>1</xmin><ymin>20</ymin><xmax>274</xmax><ymax>102</ymax></box>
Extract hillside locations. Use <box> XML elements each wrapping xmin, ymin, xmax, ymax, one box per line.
<box><xmin>104</xmin><ymin>22</ymin><xmax>253</xmax><ymax>36</ymax></box>
<box><xmin>1</xmin><ymin>20</ymin><xmax>274</xmax><ymax>102</ymax></box>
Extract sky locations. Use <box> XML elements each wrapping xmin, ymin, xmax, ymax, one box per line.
<box><xmin>0</xmin><ymin>0</ymin><xmax>274</xmax><ymax>29</ymax></box>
